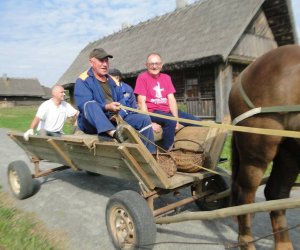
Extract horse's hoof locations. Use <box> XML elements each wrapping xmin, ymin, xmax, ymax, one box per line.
<box><xmin>275</xmin><ymin>242</ymin><xmax>293</xmax><ymax>250</ymax></box>
<box><xmin>238</xmin><ymin>235</ymin><xmax>256</xmax><ymax>250</ymax></box>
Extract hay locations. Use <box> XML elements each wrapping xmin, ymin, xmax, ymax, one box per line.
<box><xmin>155</xmin><ymin>153</ymin><xmax>177</xmax><ymax>177</ymax></box>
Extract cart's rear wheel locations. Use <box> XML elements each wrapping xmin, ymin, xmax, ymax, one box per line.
<box><xmin>106</xmin><ymin>190</ymin><xmax>156</xmax><ymax>250</ymax></box>
<box><xmin>192</xmin><ymin>167</ymin><xmax>230</xmax><ymax>211</ymax></box>
<box><xmin>7</xmin><ymin>160</ymin><xmax>33</xmax><ymax>199</ymax></box>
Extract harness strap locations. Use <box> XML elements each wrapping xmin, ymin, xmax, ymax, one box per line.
<box><xmin>232</xmin><ymin>105</ymin><xmax>300</xmax><ymax>125</ymax></box>
<box><xmin>235</xmin><ymin>71</ymin><xmax>300</xmax><ymax>125</ymax></box>
<box><xmin>238</xmin><ymin>72</ymin><xmax>255</xmax><ymax>109</ymax></box>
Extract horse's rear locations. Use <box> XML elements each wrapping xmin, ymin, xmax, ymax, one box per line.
<box><xmin>229</xmin><ymin>45</ymin><xmax>300</xmax><ymax>250</ymax></box>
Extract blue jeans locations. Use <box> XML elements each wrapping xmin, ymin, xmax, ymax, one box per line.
<box><xmin>151</xmin><ymin>110</ymin><xmax>201</xmax><ymax>151</ymax></box>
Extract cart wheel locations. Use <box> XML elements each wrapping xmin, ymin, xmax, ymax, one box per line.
<box><xmin>85</xmin><ymin>171</ymin><xmax>101</xmax><ymax>176</ymax></box>
<box><xmin>106</xmin><ymin>190</ymin><xmax>156</xmax><ymax>250</ymax></box>
<box><xmin>192</xmin><ymin>167</ymin><xmax>230</xmax><ymax>211</ymax></box>
<box><xmin>7</xmin><ymin>160</ymin><xmax>34</xmax><ymax>200</ymax></box>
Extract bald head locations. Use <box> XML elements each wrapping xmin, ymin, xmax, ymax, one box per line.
<box><xmin>51</xmin><ymin>85</ymin><xmax>65</xmax><ymax>104</ymax></box>
<box><xmin>52</xmin><ymin>85</ymin><xmax>64</xmax><ymax>95</ymax></box>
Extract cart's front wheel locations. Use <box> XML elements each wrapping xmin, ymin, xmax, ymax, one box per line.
<box><xmin>106</xmin><ymin>190</ymin><xmax>156</xmax><ymax>250</ymax></box>
<box><xmin>7</xmin><ymin>160</ymin><xmax>34</xmax><ymax>199</ymax></box>
<box><xmin>192</xmin><ymin>167</ymin><xmax>230</xmax><ymax>211</ymax></box>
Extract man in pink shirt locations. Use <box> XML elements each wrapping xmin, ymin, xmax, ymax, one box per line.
<box><xmin>134</xmin><ymin>53</ymin><xmax>201</xmax><ymax>151</ymax></box>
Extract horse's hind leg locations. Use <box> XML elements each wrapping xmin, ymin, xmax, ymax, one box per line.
<box><xmin>264</xmin><ymin>143</ymin><xmax>298</xmax><ymax>250</ymax></box>
<box><xmin>231</xmin><ymin>133</ymin><xmax>278</xmax><ymax>250</ymax></box>
<box><xmin>233</xmin><ymin>161</ymin><xmax>266</xmax><ymax>250</ymax></box>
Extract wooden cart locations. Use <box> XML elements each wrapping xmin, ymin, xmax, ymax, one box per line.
<box><xmin>7</xmin><ymin>123</ymin><xmax>230</xmax><ymax>250</ymax></box>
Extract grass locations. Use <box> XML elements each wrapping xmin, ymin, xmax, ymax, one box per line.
<box><xmin>0</xmin><ymin>188</ymin><xmax>66</xmax><ymax>250</ymax></box>
<box><xmin>0</xmin><ymin>106</ymin><xmax>75</xmax><ymax>134</ymax></box>
<box><xmin>0</xmin><ymin>106</ymin><xmax>72</xmax><ymax>249</ymax></box>
<box><xmin>219</xmin><ymin>134</ymin><xmax>300</xmax><ymax>182</ymax></box>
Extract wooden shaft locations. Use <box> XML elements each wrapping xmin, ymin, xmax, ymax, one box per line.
<box><xmin>153</xmin><ymin>195</ymin><xmax>200</xmax><ymax>217</ymax></box>
<box><xmin>156</xmin><ymin>197</ymin><xmax>300</xmax><ymax>224</ymax></box>
<box><xmin>33</xmin><ymin>166</ymin><xmax>70</xmax><ymax>178</ymax></box>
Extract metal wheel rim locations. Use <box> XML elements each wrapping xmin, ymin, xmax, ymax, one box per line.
<box><xmin>9</xmin><ymin>169</ymin><xmax>20</xmax><ymax>194</ymax></box>
<box><xmin>109</xmin><ymin>205</ymin><xmax>136</xmax><ymax>249</ymax></box>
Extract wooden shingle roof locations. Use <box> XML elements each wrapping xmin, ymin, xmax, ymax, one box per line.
<box><xmin>58</xmin><ymin>0</ymin><xmax>297</xmax><ymax>86</ymax></box>
<box><xmin>0</xmin><ymin>76</ymin><xmax>45</xmax><ymax>97</ymax></box>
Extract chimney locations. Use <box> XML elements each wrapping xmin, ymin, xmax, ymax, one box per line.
<box><xmin>176</xmin><ymin>0</ymin><xmax>187</xmax><ymax>9</ymax></box>
<box><xmin>3</xmin><ymin>73</ymin><xmax>7</xmax><ymax>81</ymax></box>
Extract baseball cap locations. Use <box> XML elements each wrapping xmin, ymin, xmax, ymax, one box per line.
<box><xmin>109</xmin><ymin>68</ymin><xmax>122</xmax><ymax>77</ymax></box>
<box><xmin>89</xmin><ymin>48</ymin><xmax>113</xmax><ymax>60</ymax></box>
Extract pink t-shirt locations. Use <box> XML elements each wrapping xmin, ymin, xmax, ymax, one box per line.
<box><xmin>134</xmin><ymin>72</ymin><xmax>176</xmax><ymax>112</ymax></box>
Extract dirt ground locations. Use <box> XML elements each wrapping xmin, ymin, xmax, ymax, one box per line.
<box><xmin>0</xmin><ymin>128</ymin><xmax>299</xmax><ymax>250</ymax></box>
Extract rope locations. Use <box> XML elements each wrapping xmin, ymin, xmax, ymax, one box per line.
<box><xmin>120</xmin><ymin>105</ymin><xmax>300</xmax><ymax>139</ymax></box>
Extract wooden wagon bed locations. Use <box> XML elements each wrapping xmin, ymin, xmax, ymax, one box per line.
<box><xmin>8</xmin><ymin>121</ymin><xmax>227</xmax><ymax>192</ymax></box>
<box><xmin>7</xmin><ymin>121</ymin><xmax>231</xmax><ymax>249</ymax></box>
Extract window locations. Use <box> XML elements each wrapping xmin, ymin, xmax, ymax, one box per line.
<box><xmin>186</xmin><ymin>78</ymin><xmax>199</xmax><ymax>97</ymax></box>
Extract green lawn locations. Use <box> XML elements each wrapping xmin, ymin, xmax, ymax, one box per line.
<box><xmin>0</xmin><ymin>106</ymin><xmax>71</xmax><ymax>250</ymax></box>
<box><xmin>0</xmin><ymin>106</ymin><xmax>75</xmax><ymax>134</ymax></box>
<box><xmin>218</xmin><ymin>134</ymin><xmax>300</xmax><ymax>182</ymax></box>
<box><xmin>0</xmin><ymin>189</ymin><xmax>66</xmax><ymax>250</ymax></box>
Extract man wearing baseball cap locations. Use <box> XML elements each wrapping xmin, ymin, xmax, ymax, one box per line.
<box><xmin>74</xmin><ymin>48</ymin><xmax>155</xmax><ymax>153</ymax></box>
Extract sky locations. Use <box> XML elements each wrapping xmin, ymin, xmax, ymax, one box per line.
<box><xmin>0</xmin><ymin>0</ymin><xmax>299</xmax><ymax>87</ymax></box>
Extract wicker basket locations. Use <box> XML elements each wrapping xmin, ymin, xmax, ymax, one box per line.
<box><xmin>170</xmin><ymin>150</ymin><xmax>205</xmax><ymax>173</ymax></box>
<box><xmin>155</xmin><ymin>153</ymin><xmax>177</xmax><ymax>177</ymax></box>
<box><xmin>155</xmin><ymin>150</ymin><xmax>205</xmax><ymax>175</ymax></box>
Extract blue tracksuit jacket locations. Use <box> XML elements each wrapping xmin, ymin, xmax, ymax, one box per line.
<box><xmin>74</xmin><ymin>68</ymin><xmax>155</xmax><ymax>153</ymax></box>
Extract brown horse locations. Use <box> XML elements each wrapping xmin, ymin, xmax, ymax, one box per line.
<box><xmin>229</xmin><ymin>44</ymin><xmax>300</xmax><ymax>250</ymax></box>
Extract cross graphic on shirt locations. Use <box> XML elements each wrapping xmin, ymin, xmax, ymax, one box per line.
<box><xmin>153</xmin><ymin>82</ymin><xmax>164</xmax><ymax>98</ymax></box>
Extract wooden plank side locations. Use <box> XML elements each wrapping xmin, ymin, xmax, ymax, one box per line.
<box><xmin>124</xmin><ymin>146</ymin><xmax>172</xmax><ymax>189</ymax></box>
<box><xmin>119</xmin><ymin>146</ymin><xmax>155</xmax><ymax>190</ymax></box>
<box><xmin>63</xmin><ymin>143</ymin><xmax>135</xmax><ymax>180</ymax></box>
<box><xmin>9</xmin><ymin>134</ymin><xmax>70</xmax><ymax>165</ymax></box>
<box><xmin>47</xmin><ymin>139</ymin><xmax>79</xmax><ymax>171</ymax></box>
<box><xmin>167</xmin><ymin>171</ymin><xmax>208</xmax><ymax>189</ymax></box>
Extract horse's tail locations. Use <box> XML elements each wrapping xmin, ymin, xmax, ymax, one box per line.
<box><xmin>230</xmin><ymin>132</ymin><xmax>240</xmax><ymax>206</ymax></box>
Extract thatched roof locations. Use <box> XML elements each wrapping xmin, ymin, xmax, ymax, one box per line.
<box><xmin>41</xmin><ymin>86</ymin><xmax>52</xmax><ymax>99</ymax></box>
<box><xmin>263</xmin><ymin>0</ymin><xmax>297</xmax><ymax>46</ymax></box>
<box><xmin>0</xmin><ymin>75</ymin><xmax>45</xmax><ymax>97</ymax></box>
<box><xmin>58</xmin><ymin>0</ymin><xmax>297</xmax><ymax>86</ymax></box>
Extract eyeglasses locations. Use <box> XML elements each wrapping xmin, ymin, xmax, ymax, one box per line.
<box><xmin>147</xmin><ymin>62</ymin><xmax>162</xmax><ymax>67</ymax></box>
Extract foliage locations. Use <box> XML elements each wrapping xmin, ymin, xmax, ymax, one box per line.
<box><xmin>177</xmin><ymin>103</ymin><xmax>187</xmax><ymax>112</ymax></box>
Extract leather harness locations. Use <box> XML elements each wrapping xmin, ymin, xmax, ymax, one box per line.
<box><xmin>232</xmin><ymin>71</ymin><xmax>300</xmax><ymax>125</ymax></box>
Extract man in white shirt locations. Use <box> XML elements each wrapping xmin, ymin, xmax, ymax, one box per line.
<box><xmin>23</xmin><ymin>85</ymin><xmax>79</xmax><ymax>140</ymax></box>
